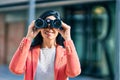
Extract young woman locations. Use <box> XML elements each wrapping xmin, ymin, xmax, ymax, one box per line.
<box><xmin>9</xmin><ymin>10</ymin><xmax>81</xmax><ymax>80</ymax></box>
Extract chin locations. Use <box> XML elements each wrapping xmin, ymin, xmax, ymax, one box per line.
<box><xmin>46</xmin><ymin>37</ymin><xmax>54</xmax><ymax>40</ymax></box>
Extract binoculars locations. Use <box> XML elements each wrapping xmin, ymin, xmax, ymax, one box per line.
<box><xmin>35</xmin><ymin>18</ymin><xmax>62</xmax><ymax>29</ymax></box>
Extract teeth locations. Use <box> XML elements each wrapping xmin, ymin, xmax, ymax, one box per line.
<box><xmin>45</xmin><ymin>31</ymin><xmax>53</xmax><ymax>34</ymax></box>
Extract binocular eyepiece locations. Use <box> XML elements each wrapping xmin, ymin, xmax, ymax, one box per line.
<box><xmin>35</xmin><ymin>18</ymin><xmax>62</xmax><ymax>29</ymax></box>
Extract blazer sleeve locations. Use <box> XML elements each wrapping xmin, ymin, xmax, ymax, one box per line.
<box><xmin>64</xmin><ymin>40</ymin><xmax>81</xmax><ymax>77</ymax></box>
<box><xmin>9</xmin><ymin>37</ymin><xmax>32</xmax><ymax>75</ymax></box>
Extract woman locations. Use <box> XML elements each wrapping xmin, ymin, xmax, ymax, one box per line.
<box><xmin>9</xmin><ymin>10</ymin><xmax>81</xmax><ymax>80</ymax></box>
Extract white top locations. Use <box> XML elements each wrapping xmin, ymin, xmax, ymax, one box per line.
<box><xmin>35</xmin><ymin>48</ymin><xmax>56</xmax><ymax>80</ymax></box>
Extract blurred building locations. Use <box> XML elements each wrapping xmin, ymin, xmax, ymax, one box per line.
<box><xmin>0</xmin><ymin>0</ymin><xmax>116</xmax><ymax>80</ymax></box>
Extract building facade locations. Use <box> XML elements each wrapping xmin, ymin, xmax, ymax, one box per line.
<box><xmin>0</xmin><ymin>0</ymin><xmax>115</xmax><ymax>80</ymax></box>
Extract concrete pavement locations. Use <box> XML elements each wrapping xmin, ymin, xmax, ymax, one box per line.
<box><xmin>0</xmin><ymin>65</ymin><xmax>108</xmax><ymax>80</ymax></box>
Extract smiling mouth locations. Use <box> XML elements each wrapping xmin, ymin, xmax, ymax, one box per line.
<box><xmin>44</xmin><ymin>31</ymin><xmax>54</xmax><ymax>36</ymax></box>
<box><xmin>45</xmin><ymin>30</ymin><xmax>54</xmax><ymax>33</ymax></box>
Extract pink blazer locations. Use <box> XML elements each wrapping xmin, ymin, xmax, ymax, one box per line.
<box><xmin>9</xmin><ymin>38</ymin><xmax>81</xmax><ymax>80</ymax></box>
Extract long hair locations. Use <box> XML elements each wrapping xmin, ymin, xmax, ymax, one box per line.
<box><xmin>31</xmin><ymin>10</ymin><xmax>64</xmax><ymax>47</ymax></box>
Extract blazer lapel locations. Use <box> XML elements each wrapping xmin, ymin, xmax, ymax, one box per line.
<box><xmin>32</xmin><ymin>46</ymin><xmax>40</xmax><ymax>80</ymax></box>
<box><xmin>54</xmin><ymin>45</ymin><xmax>63</xmax><ymax>80</ymax></box>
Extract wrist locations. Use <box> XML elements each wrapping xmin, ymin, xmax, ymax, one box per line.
<box><xmin>64</xmin><ymin>37</ymin><xmax>72</xmax><ymax>41</ymax></box>
<box><xmin>26</xmin><ymin>35</ymin><xmax>33</xmax><ymax>41</ymax></box>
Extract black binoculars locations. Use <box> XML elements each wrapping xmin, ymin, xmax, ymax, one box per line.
<box><xmin>35</xmin><ymin>18</ymin><xmax>62</xmax><ymax>29</ymax></box>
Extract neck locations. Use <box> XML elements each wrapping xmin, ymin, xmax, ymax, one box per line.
<box><xmin>42</xmin><ymin>39</ymin><xmax>56</xmax><ymax>48</ymax></box>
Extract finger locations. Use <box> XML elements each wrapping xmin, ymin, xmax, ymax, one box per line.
<box><xmin>61</xmin><ymin>21</ymin><xmax>70</xmax><ymax>29</ymax></box>
<box><xmin>29</xmin><ymin>20</ymin><xmax>35</xmax><ymax>29</ymax></box>
<box><xmin>32</xmin><ymin>27</ymin><xmax>37</xmax><ymax>31</ymax></box>
<box><xmin>33</xmin><ymin>28</ymin><xmax>41</xmax><ymax>33</ymax></box>
<box><xmin>34</xmin><ymin>30</ymin><xmax>40</xmax><ymax>35</ymax></box>
<box><xmin>30</xmin><ymin>20</ymin><xmax>38</xmax><ymax>32</ymax></box>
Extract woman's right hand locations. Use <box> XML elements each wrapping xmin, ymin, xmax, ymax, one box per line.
<box><xmin>26</xmin><ymin>20</ymin><xmax>40</xmax><ymax>41</ymax></box>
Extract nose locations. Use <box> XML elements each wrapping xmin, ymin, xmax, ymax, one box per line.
<box><xmin>46</xmin><ymin>24</ymin><xmax>53</xmax><ymax>29</ymax></box>
<box><xmin>46</xmin><ymin>26</ymin><xmax>54</xmax><ymax>32</ymax></box>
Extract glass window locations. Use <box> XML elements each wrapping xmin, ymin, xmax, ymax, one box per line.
<box><xmin>64</xmin><ymin>4</ymin><xmax>114</xmax><ymax>80</ymax></box>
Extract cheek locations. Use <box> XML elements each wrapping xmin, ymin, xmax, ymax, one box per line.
<box><xmin>54</xmin><ymin>29</ymin><xmax>58</xmax><ymax>35</ymax></box>
<box><xmin>55</xmin><ymin>31</ymin><xmax>59</xmax><ymax>37</ymax></box>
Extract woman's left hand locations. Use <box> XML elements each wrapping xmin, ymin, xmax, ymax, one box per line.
<box><xmin>57</xmin><ymin>21</ymin><xmax>71</xmax><ymax>40</ymax></box>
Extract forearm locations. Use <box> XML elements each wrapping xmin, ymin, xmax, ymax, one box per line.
<box><xmin>64</xmin><ymin>40</ymin><xmax>81</xmax><ymax>77</ymax></box>
<box><xmin>9</xmin><ymin>37</ymin><xmax>32</xmax><ymax>74</ymax></box>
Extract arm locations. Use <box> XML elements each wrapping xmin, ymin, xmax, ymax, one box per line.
<box><xmin>64</xmin><ymin>40</ymin><xmax>81</xmax><ymax>77</ymax></box>
<box><xmin>57</xmin><ymin>21</ymin><xmax>81</xmax><ymax>77</ymax></box>
<box><xmin>9</xmin><ymin>20</ymin><xmax>40</xmax><ymax>75</ymax></box>
<box><xmin>9</xmin><ymin>38</ymin><xmax>32</xmax><ymax>74</ymax></box>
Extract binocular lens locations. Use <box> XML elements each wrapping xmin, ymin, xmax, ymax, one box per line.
<box><xmin>35</xmin><ymin>19</ymin><xmax>45</xmax><ymax>28</ymax></box>
<box><xmin>53</xmin><ymin>19</ymin><xmax>61</xmax><ymax>28</ymax></box>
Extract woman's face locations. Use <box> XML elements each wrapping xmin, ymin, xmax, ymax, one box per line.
<box><xmin>40</xmin><ymin>16</ymin><xmax>59</xmax><ymax>40</ymax></box>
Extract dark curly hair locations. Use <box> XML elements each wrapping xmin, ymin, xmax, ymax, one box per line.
<box><xmin>31</xmin><ymin>10</ymin><xmax>64</xmax><ymax>47</ymax></box>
